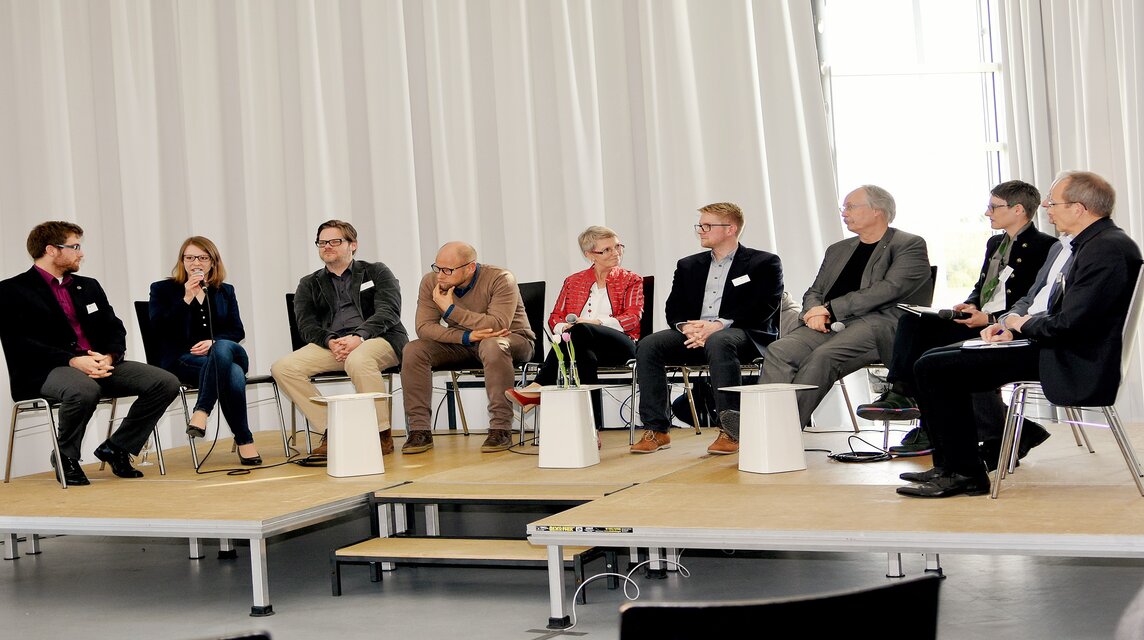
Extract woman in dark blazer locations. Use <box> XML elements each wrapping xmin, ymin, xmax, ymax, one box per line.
<box><xmin>149</xmin><ymin>236</ymin><xmax>260</xmax><ymax>465</ymax></box>
<box><xmin>506</xmin><ymin>226</ymin><xmax>644</xmax><ymax>432</ymax></box>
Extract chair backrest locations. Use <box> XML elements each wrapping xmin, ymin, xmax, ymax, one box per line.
<box><xmin>132</xmin><ymin>300</ymin><xmax>164</xmax><ymax>368</ymax></box>
<box><xmin>517</xmin><ymin>281</ymin><xmax>546</xmax><ymax>365</ymax></box>
<box><xmin>638</xmin><ymin>276</ymin><xmax>654</xmax><ymax>340</ymax></box>
<box><xmin>285</xmin><ymin>292</ymin><xmax>307</xmax><ymax>352</ymax></box>
<box><xmin>618</xmin><ymin>574</ymin><xmax>941</xmax><ymax>640</ymax></box>
<box><xmin>1118</xmin><ymin>265</ymin><xmax>1144</xmax><ymax>381</ymax></box>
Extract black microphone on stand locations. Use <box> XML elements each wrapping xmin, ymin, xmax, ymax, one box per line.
<box><xmin>937</xmin><ymin>309</ymin><xmax>973</xmax><ymax>320</ymax></box>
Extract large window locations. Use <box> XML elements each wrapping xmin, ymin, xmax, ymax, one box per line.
<box><xmin>818</xmin><ymin>0</ymin><xmax>1004</xmax><ymax>304</ymax></box>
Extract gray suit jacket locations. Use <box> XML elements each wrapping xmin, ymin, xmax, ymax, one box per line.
<box><xmin>803</xmin><ymin>227</ymin><xmax>932</xmax><ymax>326</ymax></box>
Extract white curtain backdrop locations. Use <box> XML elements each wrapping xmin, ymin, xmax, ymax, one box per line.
<box><xmin>999</xmin><ymin>0</ymin><xmax>1144</xmax><ymax>419</ymax></box>
<box><xmin>0</xmin><ymin>0</ymin><xmax>839</xmax><ymax>477</ymax></box>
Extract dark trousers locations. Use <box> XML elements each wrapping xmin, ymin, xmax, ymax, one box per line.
<box><xmin>913</xmin><ymin>342</ymin><xmax>1040</xmax><ymax>475</ymax></box>
<box><xmin>40</xmin><ymin>360</ymin><xmax>181</xmax><ymax>459</ymax></box>
<box><xmin>171</xmin><ymin>339</ymin><xmax>253</xmax><ymax>444</ymax></box>
<box><xmin>534</xmin><ymin>323</ymin><xmax>636</xmax><ymax>428</ymax></box>
<box><xmin>636</xmin><ymin>327</ymin><xmax>758</xmax><ymax>432</ymax></box>
<box><xmin>888</xmin><ymin>314</ymin><xmax>1011</xmax><ymax>443</ymax></box>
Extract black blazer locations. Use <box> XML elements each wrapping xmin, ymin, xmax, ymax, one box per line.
<box><xmin>293</xmin><ymin>259</ymin><xmax>409</xmax><ymax>358</ymax></box>
<box><xmin>1020</xmin><ymin>218</ymin><xmax>1142</xmax><ymax>406</ymax></box>
<box><xmin>964</xmin><ymin>224</ymin><xmax>1056</xmax><ymax>313</ymax></box>
<box><xmin>148</xmin><ymin>279</ymin><xmax>245</xmax><ymax>371</ymax></box>
<box><xmin>0</xmin><ymin>267</ymin><xmax>128</xmax><ymax>400</ymax></box>
<box><xmin>664</xmin><ymin>244</ymin><xmax>784</xmax><ymax>353</ymax></box>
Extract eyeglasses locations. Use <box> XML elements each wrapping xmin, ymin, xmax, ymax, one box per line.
<box><xmin>694</xmin><ymin>223</ymin><xmax>732</xmax><ymax>233</ymax></box>
<box><xmin>1042</xmin><ymin>199</ymin><xmax>1079</xmax><ymax>209</ymax></box>
<box><xmin>183</xmin><ymin>255</ymin><xmax>211</xmax><ymax>263</ymax></box>
<box><xmin>431</xmin><ymin>261</ymin><xmax>473</xmax><ymax>276</ymax></box>
<box><xmin>53</xmin><ymin>243</ymin><xmax>81</xmax><ymax>251</ymax></box>
<box><xmin>986</xmin><ymin>203</ymin><xmax>1014</xmax><ymax>212</ymax></box>
<box><xmin>589</xmin><ymin>244</ymin><xmax>625</xmax><ymax>256</ymax></box>
<box><xmin>838</xmin><ymin>202</ymin><xmax>870</xmax><ymax>213</ymax></box>
<box><xmin>315</xmin><ymin>238</ymin><xmax>349</xmax><ymax>247</ymax></box>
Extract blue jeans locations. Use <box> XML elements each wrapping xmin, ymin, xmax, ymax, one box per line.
<box><xmin>172</xmin><ymin>339</ymin><xmax>253</xmax><ymax>445</ymax></box>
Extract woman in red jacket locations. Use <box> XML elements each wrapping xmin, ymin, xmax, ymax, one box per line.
<box><xmin>506</xmin><ymin>226</ymin><xmax>644</xmax><ymax>433</ymax></box>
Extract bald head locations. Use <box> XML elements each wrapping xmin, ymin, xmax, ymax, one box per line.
<box><xmin>437</xmin><ymin>241</ymin><xmax>477</xmax><ymax>266</ymax></box>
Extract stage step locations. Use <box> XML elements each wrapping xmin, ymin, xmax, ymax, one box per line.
<box><xmin>330</xmin><ymin>537</ymin><xmax>615</xmax><ymax>601</ymax></box>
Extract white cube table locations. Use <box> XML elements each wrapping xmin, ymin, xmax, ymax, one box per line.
<box><xmin>535</xmin><ymin>384</ymin><xmax>617</xmax><ymax>469</ymax></box>
<box><xmin>311</xmin><ymin>392</ymin><xmax>389</xmax><ymax>477</ymax></box>
<box><xmin>720</xmin><ymin>384</ymin><xmax>816</xmax><ymax>474</ymax></box>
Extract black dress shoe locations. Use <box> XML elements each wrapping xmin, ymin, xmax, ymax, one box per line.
<box><xmin>49</xmin><ymin>452</ymin><xmax>90</xmax><ymax>486</ymax></box>
<box><xmin>899</xmin><ymin>466</ymin><xmax>944</xmax><ymax>483</ymax></box>
<box><xmin>1017</xmin><ymin>421</ymin><xmax>1051</xmax><ymax>458</ymax></box>
<box><xmin>897</xmin><ymin>471</ymin><xmax>990</xmax><ymax>498</ymax></box>
<box><xmin>238</xmin><ymin>453</ymin><xmax>263</xmax><ymax>466</ymax></box>
<box><xmin>93</xmin><ymin>442</ymin><xmax>144</xmax><ymax>478</ymax></box>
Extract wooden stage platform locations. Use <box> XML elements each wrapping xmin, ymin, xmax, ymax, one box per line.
<box><xmin>2</xmin><ymin>420</ymin><xmax>1143</xmax><ymax>625</ymax></box>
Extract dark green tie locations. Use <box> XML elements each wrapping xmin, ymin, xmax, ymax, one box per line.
<box><xmin>980</xmin><ymin>234</ymin><xmax>1011</xmax><ymax>305</ymax></box>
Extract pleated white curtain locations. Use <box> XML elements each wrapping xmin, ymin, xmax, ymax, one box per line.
<box><xmin>999</xmin><ymin>0</ymin><xmax>1144</xmax><ymax>419</ymax></box>
<box><xmin>0</xmin><ymin>0</ymin><xmax>838</xmax><ymax>474</ymax></box>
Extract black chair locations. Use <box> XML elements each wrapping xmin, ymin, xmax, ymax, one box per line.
<box><xmin>447</xmin><ymin>281</ymin><xmax>546</xmax><ymax>435</ymax></box>
<box><xmin>283</xmin><ymin>293</ymin><xmax>398</xmax><ymax>452</ymax></box>
<box><xmin>618</xmin><ymin>574</ymin><xmax>941</xmax><ymax>640</ymax></box>
<box><xmin>134</xmin><ymin>301</ymin><xmax>289</xmax><ymax>467</ymax></box>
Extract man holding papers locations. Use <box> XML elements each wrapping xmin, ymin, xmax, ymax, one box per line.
<box><xmin>898</xmin><ymin>171</ymin><xmax>1142</xmax><ymax>498</ymax></box>
<box><xmin>857</xmin><ymin>180</ymin><xmax>1055</xmax><ymax>458</ymax></box>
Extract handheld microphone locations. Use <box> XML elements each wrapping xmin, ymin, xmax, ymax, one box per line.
<box><xmin>937</xmin><ymin>309</ymin><xmax>972</xmax><ymax>320</ymax></box>
<box><xmin>565</xmin><ymin>313</ymin><xmax>578</xmax><ymax>324</ymax></box>
<box><xmin>191</xmin><ymin>268</ymin><xmax>205</xmax><ymax>289</ymax></box>
<box><xmin>830</xmin><ymin>321</ymin><xmax>846</xmax><ymax>332</ymax></box>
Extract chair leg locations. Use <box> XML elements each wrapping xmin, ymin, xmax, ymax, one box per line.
<box><xmin>1065</xmin><ymin>407</ymin><xmax>1095</xmax><ymax>453</ymax></box>
<box><xmin>629</xmin><ymin>361</ymin><xmax>638</xmax><ymax>445</ymax></box>
<box><xmin>98</xmin><ymin>398</ymin><xmax>118</xmax><ymax>472</ymax></box>
<box><xmin>992</xmin><ymin>385</ymin><xmax>1027</xmax><ymax>498</ymax></box>
<box><xmin>268</xmin><ymin>380</ymin><xmax>291</xmax><ymax>458</ymax></box>
<box><xmin>680</xmin><ymin>368</ymin><xmax>702</xmax><ymax>435</ymax></box>
<box><xmin>5</xmin><ymin>407</ymin><xmax>18</xmax><ymax>484</ymax></box>
<box><xmin>182</xmin><ymin>388</ymin><xmax>201</xmax><ymax>469</ymax></box>
<box><xmin>450</xmin><ymin>371</ymin><xmax>470</xmax><ymax>435</ymax></box>
<box><xmin>1103</xmin><ymin>406</ymin><xmax>1144</xmax><ymax>495</ymax></box>
<box><xmin>838</xmin><ymin>377</ymin><xmax>860</xmax><ymax>433</ymax></box>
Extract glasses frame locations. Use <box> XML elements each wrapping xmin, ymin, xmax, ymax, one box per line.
<box><xmin>589</xmin><ymin>244</ymin><xmax>626</xmax><ymax>256</ymax></box>
<box><xmin>694</xmin><ymin>223</ymin><xmax>732</xmax><ymax>233</ymax></box>
<box><xmin>986</xmin><ymin>203</ymin><xmax>1015</xmax><ymax>212</ymax></box>
<box><xmin>431</xmin><ymin>261</ymin><xmax>474</xmax><ymax>276</ymax></box>
<box><xmin>838</xmin><ymin>202</ymin><xmax>870</xmax><ymax>214</ymax></box>
<box><xmin>53</xmin><ymin>243</ymin><xmax>81</xmax><ymax>251</ymax></box>
<box><xmin>182</xmin><ymin>255</ymin><xmax>212</xmax><ymax>263</ymax></box>
<box><xmin>315</xmin><ymin>238</ymin><xmax>349</xmax><ymax>248</ymax></box>
<box><xmin>1042</xmin><ymin>199</ymin><xmax>1080</xmax><ymax>209</ymax></box>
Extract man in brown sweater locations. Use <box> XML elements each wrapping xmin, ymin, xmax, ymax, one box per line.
<box><xmin>400</xmin><ymin>242</ymin><xmax>535</xmax><ymax>453</ymax></box>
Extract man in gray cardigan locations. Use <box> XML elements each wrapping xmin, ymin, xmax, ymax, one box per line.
<box><xmin>753</xmin><ymin>185</ymin><xmax>932</xmax><ymax>428</ymax></box>
<box><xmin>400</xmin><ymin>241</ymin><xmax>535</xmax><ymax>454</ymax></box>
<box><xmin>272</xmin><ymin>220</ymin><xmax>408</xmax><ymax>455</ymax></box>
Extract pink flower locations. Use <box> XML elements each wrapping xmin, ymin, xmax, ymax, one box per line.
<box><xmin>561</xmin><ymin>332</ymin><xmax>571</xmax><ymax>343</ymax></box>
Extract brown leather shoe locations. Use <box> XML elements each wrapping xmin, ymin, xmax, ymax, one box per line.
<box><xmin>402</xmin><ymin>430</ymin><xmax>434</xmax><ymax>454</ymax></box>
<box><xmin>480</xmin><ymin>429</ymin><xmax>513</xmax><ymax>453</ymax></box>
<box><xmin>630</xmin><ymin>430</ymin><xmax>671</xmax><ymax>454</ymax></box>
<box><xmin>313</xmin><ymin>432</ymin><xmax>328</xmax><ymax>456</ymax></box>
<box><xmin>707</xmin><ymin>430</ymin><xmax>739</xmax><ymax>455</ymax></box>
<box><xmin>379</xmin><ymin>429</ymin><xmax>394</xmax><ymax>455</ymax></box>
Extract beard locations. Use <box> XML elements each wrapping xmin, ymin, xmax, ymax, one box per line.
<box><xmin>54</xmin><ymin>254</ymin><xmax>80</xmax><ymax>275</ymax></box>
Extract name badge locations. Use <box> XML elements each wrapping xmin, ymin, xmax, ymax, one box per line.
<box><xmin>360</xmin><ymin>280</ymin><xmax>375</xmax><ymax>291</ymax></box>
<box><xmin>731</xmin><ymin>275</ymin><xmax>750</xmax><ymax>287</ymax></box>
<box><xmin>998</xmin><ymin>265</ymin><xmax>1014</xmax><ymax>282</ymax></box>
<box><xmin>86</xmin><ymin>302</ymin><xmax>99</xmax><ymax>314</ymax></box>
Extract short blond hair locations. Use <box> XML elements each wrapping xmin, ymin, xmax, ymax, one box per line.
<box><xmin>577</xmin><ymin>226</ymin><xmax>618</xmax><ymax>254</ymax></box>
<box><xmin>698</xmin><ymin>202</ymin><xmax>743</xmax><ymax>235</ymax></box>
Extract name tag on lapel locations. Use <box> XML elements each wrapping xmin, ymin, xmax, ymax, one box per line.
<box><xmin>360</xmin><ymin>280</ymin><xmax>375</xmax><ymax>291</ymax></box>
<box><xmin>86</xmin><ymin>302</ymin><xmax>99</xmax><ymax>314</ymax></box>
<box><xmin>731</xmin><ymin>275</ymin><xmax>750</xmax><ymax>287</ymax></box>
